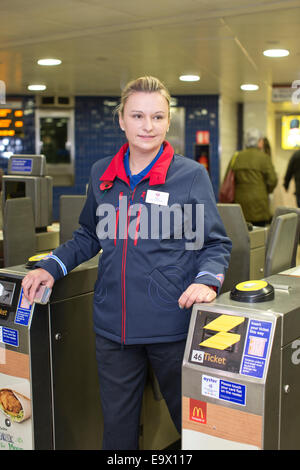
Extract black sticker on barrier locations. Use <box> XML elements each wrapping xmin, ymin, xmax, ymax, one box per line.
<box><xmin>189</xmin><ymin>310</ymin><xmax>249</xmax><ymax>373</ymax></box>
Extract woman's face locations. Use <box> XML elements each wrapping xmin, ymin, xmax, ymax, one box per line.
<box><xmin>119</xmin><ymin>91</ymin><xmax>170</xmax><ymax>156</ymax></box>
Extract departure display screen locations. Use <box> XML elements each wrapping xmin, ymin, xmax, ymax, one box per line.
<box><xmin>0</xmin><ymin>108</ymin><xmax>24</xmax><ymax>137</ymax></box>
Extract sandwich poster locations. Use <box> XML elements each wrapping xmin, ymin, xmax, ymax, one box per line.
<box><xmin>0</xmin><ymin>347</ymin><xmax>33</xmax><ymax>450</ymax></box>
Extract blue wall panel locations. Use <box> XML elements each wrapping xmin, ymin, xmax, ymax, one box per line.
<box><xmin>52</xmin><ymin>97</ymin><xmax>126</xmax><ymax>219</ymax></box>
<box><xmin>175</xmin><ymin>94</ymin><xmax>219</xmax><ymax>196</ymax></box>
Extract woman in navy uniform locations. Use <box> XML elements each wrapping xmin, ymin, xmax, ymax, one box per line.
<box><xmin>22</xmin><ymin>76</ymin><xmax>231</xmax><ymax>450</ymax></box>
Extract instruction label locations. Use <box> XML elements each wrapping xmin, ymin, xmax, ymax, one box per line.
<box><xmin>15</xmin><ymin>289</ymin><xmax>32</xmax><ymax>327</ymax></box>
<box><xmin>202</xmin><ymin>374</ymin><xmax>246</xmax><ymax>406</ymax></box>
<box><xmin>241</xmin><ymin>319</ymin><xmax>272</xmax><ymax>379</ymax></box>
<box><xmin>0</xmin><ymin>327</ymin><xmax>19</xmax><ymax>347</ymax></box>
<box><xmin>11</xmin><ymin>158</ymin><xmax>32</xmax><ymax>173</ymax></box>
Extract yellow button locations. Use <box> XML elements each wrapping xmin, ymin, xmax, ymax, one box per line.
<box><xmin>235</xmin><ymin>280</ymin><xmax>268</xmax><ymax>291</ymax></box>
<box><xmin>28</xmin><ymin>253</ymin><xmax>49</xmax><ymax>262</ymax></box>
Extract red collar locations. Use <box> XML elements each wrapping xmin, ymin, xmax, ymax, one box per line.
<box><xmin>99</xmin><ymin>141</ymin><xmax>174</xmax><ymax>186</ymax></box>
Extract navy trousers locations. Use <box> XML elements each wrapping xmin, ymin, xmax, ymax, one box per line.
<box><xmin>95</xmin><ymin>335</ymin><xmax>186</xmax><ymax>450</ymax></box>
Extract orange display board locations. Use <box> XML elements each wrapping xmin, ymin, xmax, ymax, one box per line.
<box><xmin>0</xmin><ymin>108</ymin><xmax>24</xmax><ymax>137</ymax></box>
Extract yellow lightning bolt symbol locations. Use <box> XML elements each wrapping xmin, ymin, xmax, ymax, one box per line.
<box><xmin>200</xmin><ymin>315</ymin><xmax>244</xmax><ymax>350</ymax></box>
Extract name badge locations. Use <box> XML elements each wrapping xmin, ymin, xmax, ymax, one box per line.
<box><xmin>145</xmin><ymin>189</ymin><xmax>169</xmax><ymax>206</ymax></box>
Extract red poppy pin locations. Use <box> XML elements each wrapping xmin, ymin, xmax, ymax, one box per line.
<box><xmin>100</xmin><ymin>181</ymin><xmax>113</xmax><ymax>191</ymax></box>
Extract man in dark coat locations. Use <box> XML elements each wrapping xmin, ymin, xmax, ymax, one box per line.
<box><xmin>284</xmin><ymin>149</ymin><xmax>300</xmax><ymax>207</ymax></box>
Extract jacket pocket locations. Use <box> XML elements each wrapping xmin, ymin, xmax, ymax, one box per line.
<box><xmin>93</xmin><ymin>279</ymin><xmax>107</xmax><ymax>304</ymax></box>
<box><xmin>148</xmin><ymin>267</ymin><xmax>184</xmax><ymax>311</ymax></box>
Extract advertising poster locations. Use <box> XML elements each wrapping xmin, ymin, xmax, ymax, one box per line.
<box><xmin>281</xmin><ymin>115</ymin><xmax>300</xmax><ymax>149</ymax></box>
<box><xmin>0</xmin><ymin>348</ymin><xmax>32</xmax><ymax>450</ymax></box>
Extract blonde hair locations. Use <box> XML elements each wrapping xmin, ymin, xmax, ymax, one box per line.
<box><xmin>116</xmin><ymin>76</ymin><xmax>171</xmax><ymax>117</ymax></box>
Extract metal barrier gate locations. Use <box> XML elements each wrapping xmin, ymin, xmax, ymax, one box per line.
<box><xmin>0</xmin><ymin>257</ymin><xmax>178</xmax><ymax>450</ymax></box>
<box><xmin>182</xmin><ymin>271</ymin><xmax>300</xmax><ymax>450</ymax></box>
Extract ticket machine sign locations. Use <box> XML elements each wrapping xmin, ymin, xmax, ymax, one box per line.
<box><xmin>189</xmin><ymin>311</ymin><xmax>249</xmax><ymax>373</ymax></box>
<box><xmin>240</xmin><ymin>319</ymin><xmax>272</xmax><ymax>378</ymax></box>
<box><xmin>199</xmin><ymin>315</ymin><xmax>244</xmax><ymax>350</ymax></box>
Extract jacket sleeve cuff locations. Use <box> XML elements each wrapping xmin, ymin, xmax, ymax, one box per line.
<box><xmin>208</xmin><ymin>285</ymin><xmax>218</xmax><ymax>292</ymax></box>
<box><xmin>194</xmin><ymin>271</ymin><xmax>224</xmax><ymax>294</ymax></box>
<box><xmin>35</xmin><ymin>255</ymin><xmax>68</xmax><ymax>281</ymax></box>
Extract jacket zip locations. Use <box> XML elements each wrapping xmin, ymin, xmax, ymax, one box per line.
<box><xmin>114</xmin><ymin>192</ymin><xmax>123</xmax><ymax>246</ymax></box>
<box><xmin>121</xmin><ymin>187</ymin><xmax>136</xmax><ymax>344</ymax></box>
<box><xmin>134</xmin><ymin>191</ymin><xmax>146</xmax><ymax>246</ymax></box>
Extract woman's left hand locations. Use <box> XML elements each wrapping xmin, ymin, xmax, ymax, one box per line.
<box><xmin>178</xmin><ymin>283</ymin><xmax>216</xmax><ymax>309</ymax></box>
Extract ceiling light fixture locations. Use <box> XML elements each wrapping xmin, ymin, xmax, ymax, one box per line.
<box><xmin>240</xmin><ymin>84</ymin><xmax>259</xmax><ymax>91</ymax></box>
<box><xmin>37</xmin><ymin>58</ymin><xmax>62</xmax><ymax>66</ymax></box>
<box><xmin>263</xmin><ymin>49</ymin><xmax>289</xmax><ymax>57</ymax></box>
<box><xmin>179</xmin><ymin>74</ymin><xmax>200</xmax><ymax>82</ymax></box>
<box><xmin>27</xmin><ymin>84</ymin><xmax>47</xmax><ymax>91</ymax></box>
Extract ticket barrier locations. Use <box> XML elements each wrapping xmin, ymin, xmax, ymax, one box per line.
<box><xmin>0</xmin><ymin>258</ymin><xmax>102</xmax><ymax>450</ymax></box>
<box><xmin>0</xmin><ymin>259</ymin><xmax>178</xmax><ymax>450</ymax></box>
<box><xmin>2</xmin><ymin>155</ymin><xmax>53</xmax><ymax>231</ymax></box>
<box><xmin>182</xmin><ymin>274</ymin><xmax>300</xmax><ymax>450</ymax></box>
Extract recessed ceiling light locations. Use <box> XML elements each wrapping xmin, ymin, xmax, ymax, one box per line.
<box><xmin>240</xmin><ymin>83</ymin><xmax>259</xmax><ymax>91</ymax></box>
<box><xmin>37</xmin><ymin>58</ymin><xmax>62</xmax><ymax>66</ymax></box>
<box><xmin>27</xmin><ymin>84</ymin><xmax>47</xmax><ymax>91</ymax></box>
<box><xmin>263</xmin><ymin>49</ymin><xmax>289</xmax><ymax>57</ymax></box>
<box><xmin>179</xmin><ymin>74</ymin><xmax>200</xmax><ymax>82</ymax></box>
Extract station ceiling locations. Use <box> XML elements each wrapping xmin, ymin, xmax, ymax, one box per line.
<box><xmin>1</xmin><ymin>0</ymin><xmax>300</xmax><ymax>101</ymax></box>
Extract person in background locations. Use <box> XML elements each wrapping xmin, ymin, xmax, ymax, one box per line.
<box><xmin>259</xmin><ymin>136</ymin><xmax>272</xmax><ymax>159</ymax></box>
<box><xmin>226</xmin><ymin>128</ymin><xmax>278</xmax><ymax>226</ymax></box>
<box><xmin>21</xmin><ymin>76</ymin><xmax>232</xmax><ymax>450</ymax></box>
<box><xmin>259</xmin><ymin>136</ymin><xmax>274</xmax><ymax>213</ymax></box>
<box><xmin>284</xmin><ymin>148</ymin><xmax>300</xmax><ymax>208</ymax></box>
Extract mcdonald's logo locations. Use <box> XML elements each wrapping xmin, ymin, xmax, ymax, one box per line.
<box><xmin>189</xmin><ymin>398</ymin><xmax>207</xmax><ymax>424</ymax></box>
<box><xmin>193</xmin><ymin>406</ymin><xmax>203</xmax><ymax>419</ymax></box>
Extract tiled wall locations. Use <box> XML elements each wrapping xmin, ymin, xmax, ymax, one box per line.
<box><xmin>73</xmin><ymin>96</ymin><xmax>126</xmax><ymax>193</ymax></box>
<box><xmin>1</xmin><ymin>94</ymin><xmax>220</xmax><ymax>221</ymax></box>
<box><xmin>175</xmin><ymin>94</ymin><xmax>219</xmax><ymax>196</ymax></box>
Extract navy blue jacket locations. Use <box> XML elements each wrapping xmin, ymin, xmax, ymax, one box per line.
<box><xmin>36</xmin><ymin>142</ymin><xmax>232</xmax><ymax>344</ymax></box>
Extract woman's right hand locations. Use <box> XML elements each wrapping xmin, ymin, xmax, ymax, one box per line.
<box><xmin>21</xmin><ymin>268</ymin><xmax>55</xmax><ymax>304</ymax></box>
